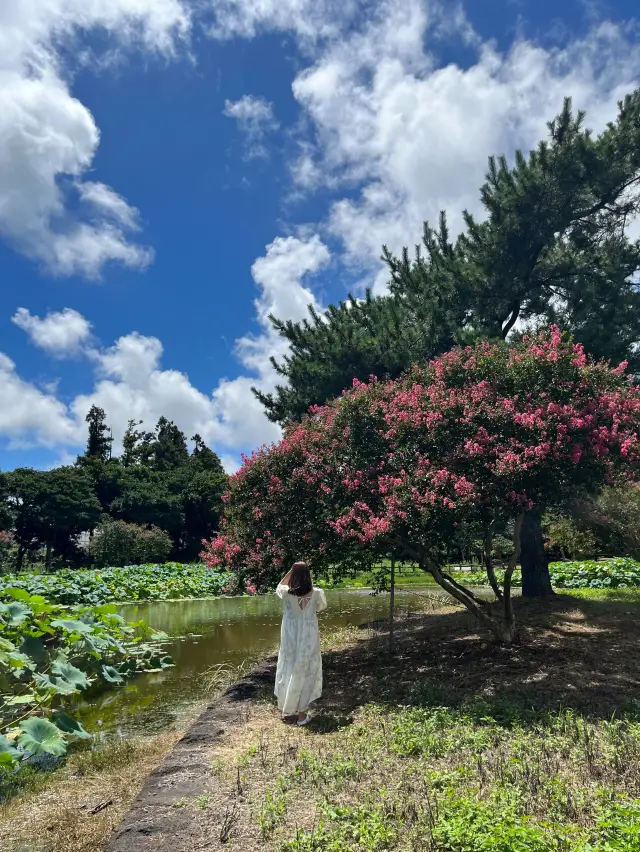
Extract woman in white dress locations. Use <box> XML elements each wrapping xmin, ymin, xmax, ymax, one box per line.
<box><xmin>275</xmin><ymin>561</ymin><xmax>327</xmax><ymax>726</ymax></box>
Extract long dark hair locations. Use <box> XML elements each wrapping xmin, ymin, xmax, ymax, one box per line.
<box><xmin>288</xmin><ymin>561</ymin><xmax>313</xmax><ymax>597</ymax></box>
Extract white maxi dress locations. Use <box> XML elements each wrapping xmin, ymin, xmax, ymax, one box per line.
<box><xmin>274</xmin><ymin>584</ymin><xmax>327</xmax><ymax>715</ymax></box>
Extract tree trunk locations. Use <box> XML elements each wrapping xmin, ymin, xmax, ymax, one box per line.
<box><xmin>520</xmin><ymin>511</ymin><xmax>554</xmax><ymax>598</ymax></box>
<box><xmin>45</xmin><ymin>541</ymin><xmax>53</xmax><ymax>571</ymax></box>
<box><xmin>483</xmin><ymin>523</ymin><xmax>503</xmax><ymax>602</ymax></box>
<box><xmin>402</xmin><ymin>514</ymin><xmax>524</xmax><ymax>645</ymax></box>
<box><xmin>16</xmin><ymin>544</ymin><xmax>25</xmax><ymax>572</ymax></box>
<box><xmin>389</xmin><ymin>557</ymin><xmax>395</xmax><ymax>654</ymax></box>
<box><xmin>501</xmin><ymin>512</ymin><xmax>525</xmax><ymax>644</ymax></box>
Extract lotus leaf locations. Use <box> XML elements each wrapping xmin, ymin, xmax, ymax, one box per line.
<box><xmin>50</xmin><ymin>618</ymin><xmax>95</xmax><ymax>637</ymax></box>
<box><xmin>18</xmin><ymin>717</ymin><xmax>67</xmax><ymax>757</ymax></box>
<box><xmin>52</xmin><ymin>711</ymin><xmax>91</xmax><ymax>740</ymax></box>
<box><xmin>101</xmin><ymin>665</ymin><xmax>125</xmax><ymax>685</ymax></box>
<box><xmin>51</xmin><ymin>660</ymin><xmax>90</xmax><ymax>691</ymax></box>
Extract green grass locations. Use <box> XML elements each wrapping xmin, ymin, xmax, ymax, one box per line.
<box><xmin>252</xmin><ymin>702</ymin><xmax>640</xmax><ymax>851</ymax></box>
<box><xmin>562</xmin><ymin>587</ymin><xmax>640</xmax><ymax>603</ymax></box>
<box><xmin>322</xmin><ymin>558</ymin><xmax>640</xmax><ymax>593</ymax></box>
<box><xmin>232</xmin><ymin>588</ymin><xmax>640</xmax><ymax>850</ymax></box>
<box><xmin>319</xmin><ymin>564</ymin><xmax>437</xmax><ymax>589</ymax></box>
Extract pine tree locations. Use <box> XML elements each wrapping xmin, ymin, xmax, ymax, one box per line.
<box><xmin>121</xmin><ymin>420</ymin><xmax>154</xmax><ymax>467</ymax></box>
<box><xmin>191</xmin><ymin>434</ymin><xmax>225</xmax><ymax>474</ymax></box>
<box><xmin>254</xmin><ymin>89</ymin><xmax>640</xmax><ymax>597</ymax></box>
<box><xmin>253</xmin><ymin>291</ymin><xmax>459</xmax><ymax>423</ymax></box>
<box><xmin>82</xmin><ymin>406</ymin><xmax>113</xmax><ymax>463</ymax></box>
<box><xmin>151</xmin><ymin>417</ymin><xmax>189</xmax><ymax>472</ymax></box>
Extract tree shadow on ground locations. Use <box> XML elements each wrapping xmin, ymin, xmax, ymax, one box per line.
<box><xmin>312</xmin><ymin>594</ymin><xmax>640</xmax><ymax>726</ymax></box>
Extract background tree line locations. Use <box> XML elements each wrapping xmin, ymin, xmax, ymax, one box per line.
<box><xmin>0</xmin><ymin>407</ymin><xmax>228</xmax><ymax>571</ymax></box>
<box><xmin>253</xmin><ymin>90</ymin><xmax>640</xmax><ymax>597</ymax></box>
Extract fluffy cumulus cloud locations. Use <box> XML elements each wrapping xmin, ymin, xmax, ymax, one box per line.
<box><xmin>12</xmin><ymin>307</ymin><xmax>92</xmax><ymax>357</ymax></box>
<box><xmin>79</xmin><ymin>234</ymin><xmax>329</xmax><ymax>457</ymax></box>
<box><xmin>0</xmin><ymin>0</ymin><xmax>190</xmax><ymax>277</ymax></box>
<box><xmin>288</xmin><ymin>4</ymin><xmax>640</xmax><ymax>291</ymax></box>
<box><xmin>0</xmin><ymin>353</ymin><xmax>82</xmax><ymax>449</ymax></box>
<box><xmin>223</xmin><ymin>95</ymin><xmax>279</xmax><ymax>158</ymax></box>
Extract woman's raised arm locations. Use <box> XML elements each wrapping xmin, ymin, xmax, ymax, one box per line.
<box><xmin>279</xmin><ymin>567</ymin><xmax>293</xmax><ymax>588</ymax></box>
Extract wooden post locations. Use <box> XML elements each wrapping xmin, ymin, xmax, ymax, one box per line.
<box><xmin>389</xmin><ymin>556</ymin><xmax>395</xmax><ymax>653</ymax></box>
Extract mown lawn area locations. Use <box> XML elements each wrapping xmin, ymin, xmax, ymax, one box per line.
<box><xmin>180</xmin><ymin>589</ymin><xmax>640</xmax><ymax>851</ymax></box>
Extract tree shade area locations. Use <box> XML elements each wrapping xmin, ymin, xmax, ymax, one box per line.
<box><xmin>204</xmin><ymin>329</ymin><xmax>640</xmax><ymax>642</ymax></box>
<box><xmin>0</xmin><ymin>407</ymin><xmax>227</xmax><ymax>571</ymax></box>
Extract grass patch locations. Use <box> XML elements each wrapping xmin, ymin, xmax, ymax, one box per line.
<box><xmin>563</xmin><ymin>587</ymin><xmax>640</xmax><ymax>603</ymax></box>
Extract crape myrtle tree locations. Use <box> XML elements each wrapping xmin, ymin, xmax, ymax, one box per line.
<box><xmin>254</xmin><ymin>91</ymin><xmax>640</xmax><ymax>598</ymax></box>
<box><xmin>205</xmin><ymin>330</ymin><xmax>640</xmax><ymax>643</ymax></box>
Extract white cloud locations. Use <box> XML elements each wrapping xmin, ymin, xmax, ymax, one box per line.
<box><xmin>223</xmin><ymin>95</ymin><xmax>279</xmax><ymax>158</ymax></box>
<box><xmin>208</xmin><ymin>0</ymin><xmax>360</xmax><ymax>43</ymax></box>
<box><xmin>214</xmin><ymin>235</ymin><xmax>330</xmax><ymax>448</ymax></box>
<box><xmin>12</xmin><ymin>307</ymin><xmax>93</xmax><ymax>357</ymax></box>
<box><xmin>0</xmin><ymin>0</ymin><xmax>190</xmax><ymax>277</ymax></box>
<box><xmin>0</xmin><ymin>231</ymin><xmax>329</xmax><ymax>460</ymax></box>
<box><xmin>74</xmin><ymin>319</ymin><xmax>287</xmax><ymax>453</ymax></box>
<box><xmin>0</xmin><ymin>352</ymin><xmax>82</xmax><ymax>449</ymax></box>
<box><xmin>249</xmin><ymin>235</ymin><xmax>329</xmax><ymax>325</ymax></box>
<box><xmin>289</xmin><ymin>8</ymin><xmax>640</xmax><ymax>291</ymax></box>
<box><xmin>77</xmin><ymin>182</ymin><xmax>142</xmax><ymax>231</ymax></box>
<box><xmin>219</xmin><ymin>454</ymin><xmax>242</xmax><ymax>475</ymax></box>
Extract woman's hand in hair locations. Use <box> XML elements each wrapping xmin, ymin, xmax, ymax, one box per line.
<box><xmin>279</xmin><ymin>568</ymin><xmax>293</xmax><ymax>587</ymax></box>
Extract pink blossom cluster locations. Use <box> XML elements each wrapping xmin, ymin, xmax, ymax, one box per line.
<box><xmin>202</xmin><ymin>327</ymin><xmax>639</xmax><ymax>585</ymax></box>
<box><xmin>200</xmin><ymin>535</ymin><xmax>242</xmax><ymax>568</ymax></box>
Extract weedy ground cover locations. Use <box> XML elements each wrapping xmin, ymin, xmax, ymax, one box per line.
<box><xmin>173</xmin><ymin>590</ymin><xmax>640</xmax><ymax>851</ymax></box>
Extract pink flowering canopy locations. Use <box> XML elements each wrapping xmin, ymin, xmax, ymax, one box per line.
<box><xmin>202</xmin><ymin>328</ymin><xmax>639</xmax><ymax>596</ymax></box>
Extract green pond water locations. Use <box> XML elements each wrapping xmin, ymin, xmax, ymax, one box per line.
<box><xmin>76</xmin><ymin>589</ymin><xmax>442</xmax><ymax>736</ymax></box>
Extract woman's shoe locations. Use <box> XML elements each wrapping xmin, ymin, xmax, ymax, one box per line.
<box><xmin>297</xmin><ymin>714</ymin><xmax>312</xmax><ymax>727</ymax></box>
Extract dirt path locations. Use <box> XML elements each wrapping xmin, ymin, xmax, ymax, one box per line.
<box><xmin>106</xmin><ymin>662</ymin><xmax>277</xmax><ymax>852</ymax></box>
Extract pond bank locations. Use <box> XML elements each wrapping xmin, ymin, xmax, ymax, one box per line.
<box><xmin>106</xmin><ymin>660</ymin><xmax>278</xmax><ymax>852</ymax></box>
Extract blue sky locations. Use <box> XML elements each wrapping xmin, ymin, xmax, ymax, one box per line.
<box><xmin>1</xmin><ymin>0</ymin><xmax>639</xmax><ymax>473</ymax></box>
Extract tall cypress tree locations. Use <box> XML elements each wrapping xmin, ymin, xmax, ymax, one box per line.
<box><xmin>82</xmin><ymin>406</ymin><xmax>113</xmax><ymax>463</ymax></box>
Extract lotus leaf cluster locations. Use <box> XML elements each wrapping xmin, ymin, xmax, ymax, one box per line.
<box><xmin>0</xmin><ymin>588</ymin><xmax>172</xmax><ymax>769</ymax></box>
<box><xmin>0</xmin><ymin>562</ymin><xmax>230</xmax><ymax>606</ymax></box>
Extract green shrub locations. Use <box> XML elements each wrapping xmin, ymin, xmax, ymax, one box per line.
<box><xmin>89</xmin><ymin>520</ymin><xmax>172</xmax><ymax>568</ymax></box>
<box><xmin>136</xmin><ymin>525</ymin><xmax>173</xmax><ymax>564</ymax></box>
